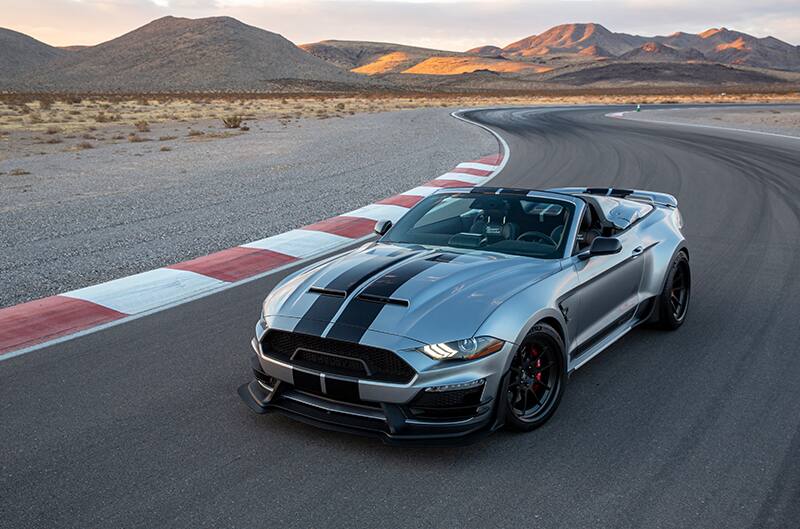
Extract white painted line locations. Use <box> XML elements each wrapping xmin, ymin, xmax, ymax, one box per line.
<box><xmin>607</xmin><ymin>110</ymin><xmax>800</xmax><ymax>141</ymax></box>
<box><xmin>451</xmin><ymin>108</ymin><xmax>511</xmax><ymax>180</ymax></box>
<box><xmin>242</xmin><ymin>229</ymin><xmax>352</xmax><ymax>257</ymax></box>
<box><xmin>345</xmin><ymin>203</ymin><xmax>410</xmax><ymax>223</ymax></box>
<box><xmin>456</xmin><ymin>162</ymin><xmax>497</xmax><ymax>172</ymax></box>
<box><xmin>435</xmin><ymin>172</ymin><xmax>491</xmax><ymax>185</ymax></box>
<box><xmin>401</xmin><ymin>186</ymin><xmax>441</xmax><ymax>197</ymax></box>
<box><xmin>62</xmin><ymin>268</ymin><xmax>227</xmax><ymax>315</ymax></box>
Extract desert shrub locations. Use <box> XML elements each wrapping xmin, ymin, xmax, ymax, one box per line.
<box><xmin>335</xmin><ymin>102</ymin><xmax>345</xmax><ymax>111</ymax></box>
<box><xmin>38</xmin><ymin>97</ymin><xmax>54</xmax><ymax>110</ymax></box>
<box><xmin>95</xmin><ymin>112</ymin><xmax>110</xmax><ymax>123</ymax></box>
<box><xmin>44</xmin><ymin>136</ymin><xmax>62</xmax><ymax>144</ymax></box>
<box><xmin>77</xmin><ymin>141</ymin><xmax>93</xmax><ymax>150</ymax></box>
<box><xmin>222</xmin><ymin>115</ymin><xmax>242</xmax><ymax>128</ymax></box>
<box><xmin>187</xmin><ymin>130</ymin><xmax>204</xmax><ymax>137</ymax></box>
<box><xmin>45</xmin><ymin>126</ymin><xmax>61</xmax><ymax>135</ymax></box>
<box><xmin>111</xmin><ymin>134</ymin><xmax>125</xmax><ymax>140</ymax></box>
<box><xmin>134</xmin><ymin>120</ymin><xmax>150</xmax><ymax>132</ymax></box>
<box><xmin>240</xmin><ymin>125</ymin><xmax>250</xmax><ymax>131</ymax></box>
<box><xmin>158</xmin><ymin>135</ymin><xmax>177</xmax><ymax>141</ymax></box>
<box><xmin>160</xmin><ymin>146</ymin><xmax>172</xmax><ymax>152</ymax></box>
<box><xmin>127</xmin><ymin>134</ymin><xmax>148</xmax><ymax>143</ymax></box>
<box><xmin>9</xmin><ymin>168</ymin><xmax>31</xmax><ymax>176</ymax></box>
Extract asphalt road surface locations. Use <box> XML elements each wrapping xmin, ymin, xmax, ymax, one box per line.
<box><xmin>2</xmin><ymin>106</ymin><xmax>799</xmax><ymax>529</ymax></box>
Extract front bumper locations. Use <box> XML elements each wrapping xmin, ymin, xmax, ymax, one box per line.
<box><xmin>238</xmin><ymin>321</ymin><xmax>512</xmax><ymax>445</ymax></box>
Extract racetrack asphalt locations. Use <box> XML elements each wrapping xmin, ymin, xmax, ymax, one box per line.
<box><xmin>2</xmin><ymin>106</ymin><xmax>799</xmax><ymax>529</ymax></box>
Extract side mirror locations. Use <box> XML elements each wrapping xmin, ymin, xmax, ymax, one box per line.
<box><xmin>579</xmin><ymin>237</ymin><xmax>622</xmax><ymax>260</ymax></box>
<box><xmin>374</xmin><ymin>219</ymin><xmax>392</xmax><ymax>236</ymax></box>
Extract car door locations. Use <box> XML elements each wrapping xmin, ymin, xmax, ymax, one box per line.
<box><xmin>570</xmin><ymin>230</ymin><xmax>645</xmax><ymax>357</ymax></box>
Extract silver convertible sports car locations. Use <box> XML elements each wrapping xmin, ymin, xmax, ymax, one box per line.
<box><xmin>239</xmin><ymin>186</ymin><xmax>690</xmax><ymax>444</ymax></box>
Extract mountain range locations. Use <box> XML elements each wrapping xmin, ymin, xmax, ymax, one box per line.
<box><xmin>1</xmin><ymin>17</ymin><xmax>798</xmax><ymax>92</ymax></box>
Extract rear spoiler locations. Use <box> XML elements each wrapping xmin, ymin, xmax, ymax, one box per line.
<box><xmin>547</xmin><ymin>187</ymin><xmax>678</xmax><ymax>208</ymax></box>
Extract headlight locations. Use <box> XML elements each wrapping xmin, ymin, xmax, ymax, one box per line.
<box><xmin>418</xmin><ymin>336</ymin><xmax>504</xmax><ymax>361</ymax></box>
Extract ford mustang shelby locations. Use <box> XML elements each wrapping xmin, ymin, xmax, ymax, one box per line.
<box><xmin>239</xmin><ymin>186</ymin><xmax>690</xmax><ymax>443</ymax></box>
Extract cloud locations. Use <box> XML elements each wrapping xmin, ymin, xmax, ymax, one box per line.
<box><xmin>4</xmin><ymin>0</ymin><xmax>799</xmax><ymax>48</ymax></box>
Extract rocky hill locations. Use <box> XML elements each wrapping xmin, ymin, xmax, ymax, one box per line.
<box><xmin>9</xmin><ymin>16</ymin><xmax>370</xmax><ymax>91</ymax></box>
<box><xmin>0</xmin><ymin>28</ymin><xmax>70</xmax><ymax>84</ymax></box>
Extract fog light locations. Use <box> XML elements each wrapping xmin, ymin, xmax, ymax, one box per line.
<box><xmin>424</xmin><ymin>378</ymin><xmax>485</xmax><ymax>393</ymax></box>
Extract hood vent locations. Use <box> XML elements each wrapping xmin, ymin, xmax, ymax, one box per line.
<box><xmin>426</xmin><ymin>253</ymin><xmax>458</xmax><ymax>263</ymax></box>
<box><xmin>356</xmin><ymin>293</ymin><xmax>409</xmax><ymax>307</ymax></box>
<box><xmin>308</xmin><ymin>286</ymin><xmax>346</xmax><ymax>298</ymax></box>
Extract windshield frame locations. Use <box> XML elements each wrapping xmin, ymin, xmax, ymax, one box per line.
<box><xmin>380</xmin><ymin>190</ymin><xmax>582</xmax><ymax>260</ymax></box>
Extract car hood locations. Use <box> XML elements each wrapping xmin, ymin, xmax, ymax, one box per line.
<box><xmin>265</xmin><ymin>243</ymin><xmax>561</xmax><ymax>345</ymax></box>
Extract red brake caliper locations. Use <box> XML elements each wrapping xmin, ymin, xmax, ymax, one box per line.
<box><xmin>531</xmin><ymin>346</ymin><xmax>543</xmax><ymax>385</ymax></box>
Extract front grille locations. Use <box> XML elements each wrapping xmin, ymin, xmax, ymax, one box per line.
<box><xmin>263</xmin><ymin>330</ymin><xmax>416</xmax><ymax>383</ymax></box>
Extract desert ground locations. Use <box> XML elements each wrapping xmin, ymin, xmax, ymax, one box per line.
<box><xmin>2</xmin><ymin>91</ymin><xmax>799</xmax><ymax>162</ymax></box>
<box><xmin>622</xmin><ymin>105</ymin><xmax>800</xmax><ymax>137</ymax></box>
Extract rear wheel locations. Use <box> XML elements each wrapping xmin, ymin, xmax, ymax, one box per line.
<box><xmin>656</xmin><ymin>251</ymin><xmax>691</xmax><ymax>330</ymax></box>
<box><xmin>503</xmin><ymin>323</ymin><xmax>566</xmax><ymax>431</ymax></box>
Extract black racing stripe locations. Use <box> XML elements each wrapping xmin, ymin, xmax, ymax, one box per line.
<box><xmin>293</xmin><ymin>295</ymin><xmax>341</xmax><ymax>336</ymax></box>
<box><xmin>292</xmin><ymin>369</ymin><xmax>322</xmax><ymax>392</ymax></box>
<box><xmin>324</xmin><ymin>377</ymin><xmax>360</xmax><ymax>401</ymax></box>
<box><xmin>293</xmin><ymin>253</ymin><xmax>412</xmax><ymax>336</ymax></box>
<box><xmin>325</xmin><ymin>257</ymin><xmax>440</xmax><ymax>342</ymax></box>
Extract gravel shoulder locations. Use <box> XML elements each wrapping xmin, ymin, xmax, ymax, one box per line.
<box><xmin>622</xmin><ymin>104</ymin><xmax>800</xmax><ymax>137</ymax></box>
<box><xmin>0</xmin><ymin>108</ymin><xmax>496</xmax><ymax>308</ymax></box>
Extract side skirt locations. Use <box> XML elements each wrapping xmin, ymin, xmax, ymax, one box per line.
<box><xmin>568</xmin><ymin>298</ymin><xmax>654</xmax><ymax>373</ymax></box>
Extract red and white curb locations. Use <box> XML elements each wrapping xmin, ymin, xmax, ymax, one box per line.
<box><xmin>0</xmin><ymin>152</ymin><xmax>506</xmax><ymax>360</ymax></box>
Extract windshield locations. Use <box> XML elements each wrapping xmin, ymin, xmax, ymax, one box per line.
<box><xmin>382</xmin><ymin>192</ymin><xmax>575</xmax><ymax>259</ymax></box>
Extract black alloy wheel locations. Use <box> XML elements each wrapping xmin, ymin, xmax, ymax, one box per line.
<box><xmin>504</xmin><ymin>323</ymin><xmax>566</xmax><ymax>431</ymax></box>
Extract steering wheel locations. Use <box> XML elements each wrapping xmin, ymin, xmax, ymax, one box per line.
<box><xmin>517</xmin><ymin>231</ymin><xmax>557</xmax><ymax>246</ymax></box>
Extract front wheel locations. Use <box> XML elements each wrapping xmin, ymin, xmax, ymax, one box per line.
<box><xmin>656</xmin><ymin>251</ymin><xmax>691</xmax><ymax>330</ymax></box>
<box><xmin>503</xmin><ymin>323</ymin><xmax>566</xmax><ymax>432</ymax></box>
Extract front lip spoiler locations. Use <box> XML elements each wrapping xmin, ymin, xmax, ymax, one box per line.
<box><xmin>238</xmin><ymin>374</ymin><xmax>506</xmax><ymax>447</ymax></box>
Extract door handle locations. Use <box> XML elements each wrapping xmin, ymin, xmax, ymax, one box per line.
<box><xmin>631</xmin><ymin>246</ymin><xmax>643</xmax><ymax>256</ymax></box>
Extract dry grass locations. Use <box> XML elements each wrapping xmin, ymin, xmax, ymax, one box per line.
<box><xmin>9</xmin><ymin>168</ymin><xmax>31</xmax><ymax>176</ymax></box>
<box><xmin>0</xmin><ymin>91</ymin><xmax>798</xmax><ymax>152</ymax></box>
<box><xmin>221</xmin><ymin>115</ymin><xmax>243</xmax><ymax>128</ymax></box>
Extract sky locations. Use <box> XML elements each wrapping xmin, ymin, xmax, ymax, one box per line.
<box><xmin>4</xmin><ymin>0</ymin><xmax>800</xmax><ymax>50</ymax></box>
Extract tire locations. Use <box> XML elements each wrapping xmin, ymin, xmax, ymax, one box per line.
<box><xmin>656</xmin><ymin>250</ymin><xmax>691</xmax><ymax>330</ymax></box>
<box><xmin>503</xmin><ymin>323</ymin><xmax>567</xmax><ymax>432</ymax></box>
